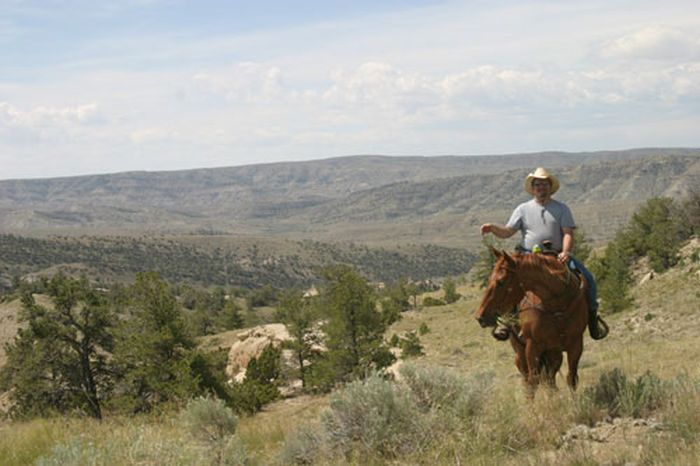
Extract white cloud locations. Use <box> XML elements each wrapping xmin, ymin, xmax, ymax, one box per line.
<box><xmin>601</xmin><ymin>25</ymin><xmax>700</xmax><ymax>61</ymax></box>
<box><xmin>0</xmin><ymin>102</ymin><xmax>102</xmax><ymax>128</ymax></box>
<box><xmin>192</xmin><ymin>62</ymin><xmax>283</xmax><ymax>103</ymax></box>
<box><xmin>323</xmin><ymin>62</ymin><xmax>431</xmax><ymax>103</ymax></box>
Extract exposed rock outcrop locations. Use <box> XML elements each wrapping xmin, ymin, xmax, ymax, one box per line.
<box><xmin>225</xmin><ymin>323</ymin><xmax>292</xmax><ymax>383</ymax></box>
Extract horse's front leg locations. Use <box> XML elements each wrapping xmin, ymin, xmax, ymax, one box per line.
<box><xmin>566</xmin><ymin>336</ymin><xmax>583</xmax><ymax>391</ymax></box>
<box><xmin>509</xmin><ymin>334</ymin><xmax>528</xmax><ymax>378</ymax></box>
<box><xmin>524</xmin><ymin>340</ymin><xmax>541</xmax><ymax>399</ymax></box>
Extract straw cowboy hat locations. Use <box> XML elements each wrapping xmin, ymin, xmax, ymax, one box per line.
<box><xmin>524</xmin><ymin>167</ymin><xmax>560</xmax><ymax>195</ymax></box>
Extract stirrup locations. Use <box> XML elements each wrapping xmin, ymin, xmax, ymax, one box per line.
<box><xmin>590</xmin><ymin>316</ymin><xmax>609</xmax><ymax>340</ymax></box>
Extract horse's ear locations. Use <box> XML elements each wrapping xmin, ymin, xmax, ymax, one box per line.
<box><xmin>488</xmin><ymin>245</ymin><xmax>501</xmax><ymax>258</ymax></box>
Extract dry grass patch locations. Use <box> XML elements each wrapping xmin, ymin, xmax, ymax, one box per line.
<box><xmin>237</xmin><ymin>394</ymin><xmax>329</xmax><ymax>463</ymax></box>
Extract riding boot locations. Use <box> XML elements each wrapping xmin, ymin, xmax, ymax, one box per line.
<box><xmin>588</xmin><ymin>306</ymin><xmax>609</xmax><ymax>340</ymax></box>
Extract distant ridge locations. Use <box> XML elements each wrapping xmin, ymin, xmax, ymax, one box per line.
<box><xmin>0</xmin><ymin>148</ymin><xmax>698</xmax><ymax>247</ymax></box>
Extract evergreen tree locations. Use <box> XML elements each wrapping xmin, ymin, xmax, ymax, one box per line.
<box><xmin>216</xmin><ymin>297</ymin><xmax>244</xmax><ymax>331</ymax></box>
<box><xmin>589</xmin><ymin>237</ymin><xmax>634</xmax><ymax>313</ymax></box>
<box><xmin>276</xmin><ymin>290</ymin><xmax>319</xmax><ymax>388</ymax></box>
<box><xmin>380</xmin><ymin>278</ymin><xmax>410</xmax><ymax>325</ymax></box>
<box><xmin>318</xmin><ymin>266</ymin><xmax>395</xmax><ymax>386</ymax></box>
<box><xmin>442</xmin><ymin>277</ymin><xmax>460</xmax><ymax>304</ymax></box>
<box><xmin>112</xmin><ymin>272</ymin><xmax>198</xmax><ymax>413</ymax></box>
<box><xmin>0</xmin><ymin>275</ymin><xmax>114</xmax><ymax>419</ymax></box>
<box><xmin>684</xmin><ymin>190</ymin><xmax>700</xmax><ymax>235</ymax></box>
<box><xmin>572</xmin><ymin>228</ymin><xmax>592</xmax><ymax>263</ymax></box>
<box><xmin>399</xmin><ymin>331</ymin><xmax>424</xmax><ymax>359</ymax></box>
<box><xmin>623</xmin><ymin>197</ymin><xmax>689</xmax><ymax>272</ymax></box>
<box><xmin>190</xmin><ymin>304</ymin><xmax>216</xmax><ymax>336</ymax></box>
<box><xmin>228</xmin><ymin>344</ymin><xmax>282</xmax><ymax>414</ymax></box>
<box><xmin>472</xmin><ymin>238</ymin><xmax>505</xmax><ymax>288</ymax></box>
<box><xmin>405</xmin><ymin>281</ymin><xmax>420</xmax><ymax>309</ymax></box>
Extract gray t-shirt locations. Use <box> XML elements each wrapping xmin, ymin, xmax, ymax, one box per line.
<box><xmin>506</xmin><ymin>198</ymin><xmax>575</xmax><ymax>252</ymax></box>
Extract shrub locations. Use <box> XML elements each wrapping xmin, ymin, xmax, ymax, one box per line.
<box><xmin>278</xmin><ymin>424</ymin><xmax>327</xmax><ymax>465</ymax></box>
<box><xmin>388</xmin><ymin>333</ymin><xmax>400</xmax><ymax>347</ymax></box>
<box><xmin>418</xmin><ymin>322</ymin><xmax>430</xmax><ymax>335</ymax></box>
<box><xmin>422</xmin><ymin>296</ymin><xmax>445</xmax><ymax>307</ymax></box>
<box><xmin>246</xmin><ymin>284</ymin><xmax>278</xmax><ymax>308</ymax></box>
<box><xmin>179</xmin><ymin>397</ymin><xmax>251</xmax><ymax>465</ymax></box>
<box><xmin>180</xmin><ymin>397</ymin><xmax>238</xmax><ymax>444</ymax></box>
<box><xmin>661</xmin><ymin>375</ymin><xmax>700</xmax><ymax>442</ymax></box>
<box><xmin>398</xmin><ymin>331</ymin><xmax>424</xmax><ymax>359</ymax></box>
<box><xmin>583</xmin><ymin>368</ymin><xmax>666</xmax><ymax>419</ymax></box>
<box><xmin>320</xmin><ymin>373</ymin><xmax>427</xmax><ymax>459</ymax></box>
<box><xmin>399</xmin><ymin>363</ymin><xmax>493</xmax><ymax>420</ymax></box>
<box><xmin>36</xmin><ymin>440</ymin><xmax>102</xmax><ymax>466</ymax></box>
<box><xmin>35</xmin><ymin>426</ymin><xmax>201</xmax><ymax>466</ymax></box>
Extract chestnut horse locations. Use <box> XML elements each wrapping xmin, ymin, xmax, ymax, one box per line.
<box><xmin>474</xmin><ymin>247</ymin><xmax>588</xmax><ymax>397</ymax></box>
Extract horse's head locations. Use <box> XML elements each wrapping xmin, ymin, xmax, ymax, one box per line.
<box><xmin>474</xmin><ymin>247</ymin><xmax>526</xmax><ymax>328</ymax></box>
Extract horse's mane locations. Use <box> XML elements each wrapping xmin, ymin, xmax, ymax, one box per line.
<box><xmin>513</xmin><ymin>252</ymin><xmax>569</xmax><ymax>279</ymax></box>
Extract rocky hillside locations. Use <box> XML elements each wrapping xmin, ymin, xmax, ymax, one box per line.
<box><xmin>298</xmin><ymin>155</ymin><xmax>699</xmax><ymax>222</ymax></box>
<box><xmin>0</xmin><ymin>149</ymin><xmax>697</xmax><ymax>244</ymax></box>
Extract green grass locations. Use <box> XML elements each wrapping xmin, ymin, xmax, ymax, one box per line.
<box><xmin>0</xmin><ymin>419</ymin><xmax>79</xmax><ymax>466</ymax></box>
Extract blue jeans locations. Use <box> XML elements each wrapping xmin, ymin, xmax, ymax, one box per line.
<box><xmin>569</xmin><ymin>257</ymin><xmax>598</xmax><ymax>313</ymax></box>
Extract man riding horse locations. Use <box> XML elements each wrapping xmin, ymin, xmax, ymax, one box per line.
<box><xmin>480</xmin><ymin>167</ymin><xmax>608</xmax><ymax>341</ymax></box>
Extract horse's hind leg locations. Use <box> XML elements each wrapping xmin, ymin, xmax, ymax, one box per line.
<box><xmin>542</xmin><ymin>351</ymin><xmax>563</xmax><ymax>389</ymax></box>
<box><xmin>566</xmin><ymin>338</ymin><xmax>583</xmax><ymax>391</ymax></box>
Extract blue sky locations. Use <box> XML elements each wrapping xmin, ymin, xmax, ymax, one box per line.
<box><xmin>1</xmin><ymin>0</ymin><xmax>699</xmax><ymax>179</ymax></box>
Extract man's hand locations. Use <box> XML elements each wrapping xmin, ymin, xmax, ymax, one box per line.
<box><xmin>480</xmin><ymin>223</ymin><xmax>516</xmax><ymax>239</ymax></box>
<box><xmin>557</xmin><ymin>251</ymin><xmax>571</xmax><ymax>263</ymax></box>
